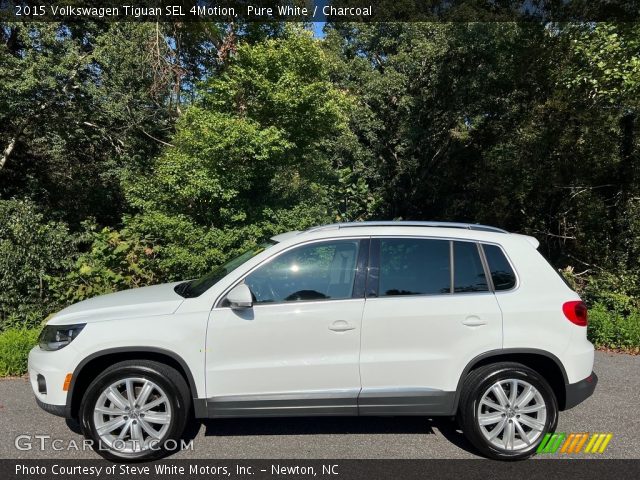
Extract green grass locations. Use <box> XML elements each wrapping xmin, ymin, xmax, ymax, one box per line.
<box><xmin>0</xmin><ymin>328</ymin><xmax>40</xmax><ymax>376</ymax></box>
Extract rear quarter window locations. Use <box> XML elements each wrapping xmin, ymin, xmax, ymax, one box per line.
<box><xmin>453</xmin><ymin>241</ymin><xmax>489</xmax><ymax>293</ymax></box>
<box><xmin>482</xmin><ymin>244</ymin><xmax>517</xmax><ymax>291</ymax></box>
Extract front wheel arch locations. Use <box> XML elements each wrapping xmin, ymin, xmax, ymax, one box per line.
<box><xmin>68</xmin><ymin>347</ymin><xmax>199</xmax><ymax>420</ymax></box>
<box><xmin>79</xmin><ymin>359</ymin><xmax>191</xmax><ymax>461</ymax></box>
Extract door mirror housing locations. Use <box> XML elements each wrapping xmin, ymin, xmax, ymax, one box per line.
<box><xmin>226</xmin><ymin>284</ymin><xmax>253</xmax><ymax>309</ymax></box>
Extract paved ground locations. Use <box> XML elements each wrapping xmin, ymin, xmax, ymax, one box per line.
<box><xmin>1</xmin><ymin>351</ymin><xmax>638</xmax><ymax>459</ymax></box>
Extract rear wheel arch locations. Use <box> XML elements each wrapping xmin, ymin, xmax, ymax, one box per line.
<box><xmin>454</xmin><ymin>349</ymin><xmax>569</xmax><ymax>412</ymax></box>
<box><xmin>458</xmin><ymin>361</ymin><xmax>559</xmax><ymax>459</ymax></box>
<box><xmin>67</xmin><ymin>347</ymin><xmax>200</xmax><ymax>420</ymax></box>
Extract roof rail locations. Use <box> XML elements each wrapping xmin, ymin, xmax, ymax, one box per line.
<box><xmin>306</xmin><ymin>221</ymin><xmax>508</xmax><ymax>234</ymax></box>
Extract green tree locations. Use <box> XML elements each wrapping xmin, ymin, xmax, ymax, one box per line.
<box><xmin>324</xmin><ymin>22</ymin><xmax>639</xmax><ymax>273</ymax></box>
<box><xmin>0</xmin><ymin>22</ymin><xmax>175</xmax><ymax>226</ymax></box>
<box><xmin>561</xmin><ymin>23</ymin><xmax>640</xmax><ymax>269</ymax></box>
<box><xmin>121</xmin><ymin>28</ymin><xmax>351</xmax><ymax>280</ymax></box>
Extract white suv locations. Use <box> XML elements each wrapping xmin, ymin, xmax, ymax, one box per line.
<box><xmin>29</xmin><ymin>221</ymin><xmax>597</xmax><ymax>461</ymax></box>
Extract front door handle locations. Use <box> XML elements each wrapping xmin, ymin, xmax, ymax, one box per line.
<box><xmin>329</xmin><ymin>320</ymin><xmax>356</xmax><ymax>332</ymax></box>
<box><xmin>462</xmin><ymin>316</ymin><xmax>487</xmax><ymax>327</ymax></box>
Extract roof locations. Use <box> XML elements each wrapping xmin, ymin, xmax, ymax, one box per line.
<box><xmin>270</xmin><ymin>221</ymin><xmax>539</xmax><ymax>249</ymax></box>
<box><xmin>272</xmin><ymin>221</ymin><xmax>507</xmax><ymax>243</ymax></box>
<box><xmin>306</xmin><ymin>221</ymin><xmax>508</xmax><ymax>234</ymax></box>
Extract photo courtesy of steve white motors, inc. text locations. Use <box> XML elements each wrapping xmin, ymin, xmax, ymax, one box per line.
<box><xmin>14</xmin><ymin>463</ymin><xmax>338</xmax><ymax>477</ymax></box>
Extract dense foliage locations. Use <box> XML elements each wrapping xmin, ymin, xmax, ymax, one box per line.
<box><xmin>0</xmin><ymin>199</ymin><xmax>74</xmax><ymax>328</ymax></box>
<box><xmin>1</xmin><ymin>21</ymin><xmax>639</xmax><ymax>359</ymax></box>
<box><xmin>120</xmin><ymin>31</ymin><xmax>349</xmax><ymax>281</ymax></box>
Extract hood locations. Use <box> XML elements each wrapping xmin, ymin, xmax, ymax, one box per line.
<box><xmin>48</xmin><ymin>282</ymin><xmax>186</xmax><ymax>325</ymax></box>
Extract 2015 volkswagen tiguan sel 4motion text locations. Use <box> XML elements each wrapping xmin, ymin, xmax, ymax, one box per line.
<box><xmin>29</xmin><ymin>221</ymin><xmax>597</xmax><ymax>461</ymax></box>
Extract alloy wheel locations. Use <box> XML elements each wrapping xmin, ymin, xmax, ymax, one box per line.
<box><xmin>477</xmin><ymin>378</ymin><xmax>547</xmax><ymax>451</ymax></box>
<box><xmin>93</xmin><ymin>377</ymin><xmax>172</xmax><ymax>454</ymax></box>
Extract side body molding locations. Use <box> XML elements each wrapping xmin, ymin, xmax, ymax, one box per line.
<box><xmin>69</xmin><ymin>347</ymin><xmax>569</xmax><ymax>419</ymax></box>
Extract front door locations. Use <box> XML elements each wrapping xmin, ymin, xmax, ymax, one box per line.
<box><xmin>206</xmin><ymin>238</ymin><xmax>369</xmax><ymax>417</ymax></box>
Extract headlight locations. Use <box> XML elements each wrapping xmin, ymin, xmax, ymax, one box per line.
<box><xmin>38</xmin><ymin>324</ymin><xmax>86</xmax><ymax>351</ymax></box>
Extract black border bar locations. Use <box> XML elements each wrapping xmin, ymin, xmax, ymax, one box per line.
<box><xmin>2</xmin><ymin>459</ymin><xmax>640</xmax><ymax>480</ymax></box>
<box><xmin>2</xmin><ymin>1</ymin><xmax>640</xmax><ymax>23</ymax></box>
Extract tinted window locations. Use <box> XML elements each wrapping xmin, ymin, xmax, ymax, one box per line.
<box><xmin>245</xmin><ymin>240</ymin><xmax>360</xmax><ymax>303</ymax></box>
<box><xmin>177</xmin><ymin>242</ymin><xmax>275</xmax><ymax>298</ymax></box>
<box><xmin>483</xmin><ymin>244</ymin><xmax>517</xmax><ymax>290</ymax></box>
<box><xmin>453</xmin><ymin>242</ymin><xmax>489</xmax><ymax>293</ymax></box>
<box><xmin>379</xmin><ymin>239</ymin><xmax>451</xmax><ymax>296</ymax></box>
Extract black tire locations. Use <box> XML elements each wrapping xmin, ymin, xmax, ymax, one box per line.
<box><xmin>79</xmin><ymin>360</ymin><xmax>191</xmax><ymax>461</ymax></box>
<box><xmin>458</xmin><ymin>362</ymin><xmax>558</xmax><ymax>460</ymax></box>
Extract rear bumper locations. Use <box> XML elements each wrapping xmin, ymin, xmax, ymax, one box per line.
<box><xmin>564</xmin><ymin>371</ymin><xmax>598</xmax><ymax>410</ymax></box>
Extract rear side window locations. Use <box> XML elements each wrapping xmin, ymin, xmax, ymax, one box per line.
<box><xmin>453</xmin><ymin>242</ymin><xmax>489</xmax><ymax>293</ymax></box>
<box><xmin>379</xmin><ymin>238</ymin><xmax>451</xmax><ymax>296</ymax></box>
<box><xmin>482</xmin><ymin>244</ymin><xmax>517</xmax><ymax>290</ymax></box>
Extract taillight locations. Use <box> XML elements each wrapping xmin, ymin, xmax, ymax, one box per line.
<box><xmin>563</xmin><ymin>301</ymin><xmax>588</xmax><ymax>326</ymax></box>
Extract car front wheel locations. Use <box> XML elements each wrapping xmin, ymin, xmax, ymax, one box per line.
<box><xmin>79</xmin><ymin>360</ymin><xmax>190</xmax><ymax>461</ymax></box>
<box><xmin>458</xmin><ymin>362</ymin><xmax>558</xmax><ymax>460</ymax></box>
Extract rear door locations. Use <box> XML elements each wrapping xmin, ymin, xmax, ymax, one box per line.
<box><xmin>359</xmin><ymin>237</ymin><xmax>503</xmax><ymax>415</ymax></box>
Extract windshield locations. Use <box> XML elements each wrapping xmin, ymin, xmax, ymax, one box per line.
<box><xmin>174</xmin><ymin>241</ymin><xmax>276</xmax><ymax>298</ymax></box>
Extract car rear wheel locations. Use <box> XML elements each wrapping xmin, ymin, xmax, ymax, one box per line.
<box><xmin>458</xmin><ymin>362</ymin><xmax>558</xmax><ymax>460</ymax></box>
<box><xmin>79</xmin><ymin>360</ymin><xmax>190</xmax><ymax>461</ymax></box>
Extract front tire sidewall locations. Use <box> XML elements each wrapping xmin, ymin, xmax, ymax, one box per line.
<box><xmin>465</xmin><ymin>367</ymin><xmax>558</xmax><ymax>460</ymax></box>
<box><xmin>80</xmin><ymin>366</ymin><xmax>185</xmax><ymax>462</ymax></box>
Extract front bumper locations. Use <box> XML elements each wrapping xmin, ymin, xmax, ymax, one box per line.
<box><xmin>28</xmin><ymin>345</ymin><xmax>78</xmax><ymax>418</ymax></box>
<box><xmin>35</xmin><ymin>397</ymin><xmax>67</xmax><ymax>417</ymax></box>
<box><xmin>564</xmin><ymin>371</ymin><xmax>598</xmax><ymax>410</ymax></box>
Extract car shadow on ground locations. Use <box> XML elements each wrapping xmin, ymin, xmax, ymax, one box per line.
<box><xmin>67</xmin><ymin>414</ymin><xmax>477</xmax><ymax>457</ymax></box>
<box><xmin>179</xmin><ymin>416</ymin><xmax>478</xmax><ymax>456</ymax></box>
<box><xmin>65</xmin><ymin>418</ymin><xmax>82</xmax><ymax>434</ymax></box>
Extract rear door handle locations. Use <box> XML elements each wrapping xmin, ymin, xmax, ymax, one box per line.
<box><xmin>329</xmin><ymin>320</ymin><xmax>356</xmax><ymax>332</ymax></box>
<box><xmin>462</xmin><ymin>316</ymin><xmax>487</xmax><ymax>327</ymax></box>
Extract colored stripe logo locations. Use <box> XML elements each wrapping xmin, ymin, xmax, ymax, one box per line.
<box><xmin>537</xmin><ymin>433</ymin><xmax>612</xmax><ymax>454</ymax></box>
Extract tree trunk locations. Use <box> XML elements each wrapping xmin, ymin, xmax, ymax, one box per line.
<box><xmin>0</xmin><ymin>135</ymin><xmax>18</xmax><ymax>171</ymax></box>
<box><xmin>613</xmin><ymin>111</ymin><xmax>637</xmax><ymax>262</ymax></box>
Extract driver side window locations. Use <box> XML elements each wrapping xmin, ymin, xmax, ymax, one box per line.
<box><xmin>245</xmin><ymin>240</ymin><xmax>360</xmax><ymax>304</ymax></box>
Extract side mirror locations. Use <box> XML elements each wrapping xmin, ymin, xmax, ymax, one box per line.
<box><xmin>226</xmin><ymin>284</ymin><xmax>253</xmax><ymax>309</ymax></box>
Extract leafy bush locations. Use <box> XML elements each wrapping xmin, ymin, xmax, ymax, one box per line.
<box><xmin>0</xmin><ymin>200</ymin><xmax>76</xmax><ymax>330</ymax></box>
<box><xmin>562</xmin><ymin>268</ymin><xmax>640</xmax><ymax>351</ymax></box>
<box><xmin>588</xmin><ymin>303</ymin><xmax>640</xmax><ymax>352</ymax></box>
<box><xmin>47</xmin><ymin>222</ymin><xmax>159</xmax><ymax>305</ymax></box>
<box><xmin>581</xmin><ymin>271</ymin><xmax>639</xmax><ymax>315</ymax></box>
<box><xmin>0</xmin><ymin>328</ymin><xmax>40</xmax><ymax>376</ymax></box>
<box><xmin>49</xmin><ymin>217</ymin><xmax>272</xmax><ymax>303</ymax></box>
